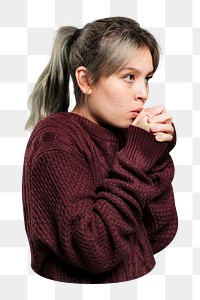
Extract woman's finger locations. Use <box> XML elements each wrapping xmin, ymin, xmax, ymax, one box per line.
<box><xmin>154</xmin><ymin>132</ymin><xmax>173</xmax><ymax>142</ymax></box>
<box><xmin>132</xmin><ymin>112</ymin><xmax>151</xmax><ymax>132</ymax></box>
<box><xmin>144</xmin><ymin>105</ymin><xmax>165</xmax><ymax>117</ymax></box>
<box><xmin>148</xmin><ymin>112</ymin><xmax>172</xmax><ymax>124</ymax></box>
<box><xmin>150</xmin><ymin>123</ymin><xmax>174</xmax><ymax>135</ymax></box>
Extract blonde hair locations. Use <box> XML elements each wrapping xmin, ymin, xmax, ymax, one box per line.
<box><xmin>26</xmin><ymin>17</ymin><xmax>160</xmax><ymax>130</ymax></box>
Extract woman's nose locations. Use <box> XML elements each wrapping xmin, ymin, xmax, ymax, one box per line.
<box><xmin>134</xmin><ymin>82</ymin><xmax>148</xmax><ymax>103</ymax></box>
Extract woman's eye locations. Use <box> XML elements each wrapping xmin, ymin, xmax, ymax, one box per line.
<box><xmin>124</xmin><ymin>74</ymin><xmax>135</xmax><ymax>82</ymax></box>
<box><xmin>145</xmin><ymin>76</ymin><xmax>153</xmax><ymax>84</ymax></box>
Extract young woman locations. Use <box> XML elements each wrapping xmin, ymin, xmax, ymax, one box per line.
<box><xmin>22</xmin><ymin>17</ymin><xmax>178</xmax><ymax>284</ymax></box>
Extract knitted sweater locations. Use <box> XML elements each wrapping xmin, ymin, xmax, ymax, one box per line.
<box><xmin>22</xmin><ymin>112</ymin><xmax>178</xmax><ymax>284</ymax></box>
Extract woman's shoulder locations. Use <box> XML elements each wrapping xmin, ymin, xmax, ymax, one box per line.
<box><xmin>33</xmin><ymin>112</ymin><xmax>78</xmax><ymax>132</ymax></box>
<box><xmin>28</xmin><ymin>112</ymin><xmax>78</xmax><ymax>142</ymax></box>
<box><xmin>24</xmin><ymin>112</ymin><xmax>84</xmax><ymax>164</ymax></box>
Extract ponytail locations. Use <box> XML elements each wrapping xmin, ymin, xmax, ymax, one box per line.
<box><xmin>25</xmin><ymin>26</ymin><xmax>78</xmax><ymax>130</ymax></box>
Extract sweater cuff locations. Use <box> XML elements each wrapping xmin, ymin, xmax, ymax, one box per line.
<box><xmin>120</xmin><ymin>126</ymin><xmax>169</xmax><ymax>171</ymax></box>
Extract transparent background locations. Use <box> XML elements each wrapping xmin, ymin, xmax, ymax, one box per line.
<box><xmin>0</xmin><ymin>0</ymin><xmax>199</xmax><ymax>299</ymax></box>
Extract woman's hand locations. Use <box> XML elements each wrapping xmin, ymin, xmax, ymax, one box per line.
<box><xmin>132</xmin><ymin>105</ymin><xmax>174</xmax><ymax>142</ymax></box>
<box><xmin>132</xmin><ymin>110</ymin><xmax>151</xmax><ymax>132</ymax></box>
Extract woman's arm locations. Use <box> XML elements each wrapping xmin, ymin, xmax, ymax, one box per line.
<box><xmin>142</xmin><ymin>154</ymin><xmax>178</xmax><ymax>253</ymax></box>
<box><xmin>23</xmin><ymin>125</ymin><xmax>174</xmax><ymax>275</ymax></box>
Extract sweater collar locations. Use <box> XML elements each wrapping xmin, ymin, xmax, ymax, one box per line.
<box><xmin>68</xmin><ymin>112</ymin><xmax>120</xmax><ymax>143</ymax></box>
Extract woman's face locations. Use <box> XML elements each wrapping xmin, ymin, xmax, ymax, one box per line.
<box><xmin>78</xmin><ymin>47</ymin><xmax>154</xmax><ymax>128</ymax></box>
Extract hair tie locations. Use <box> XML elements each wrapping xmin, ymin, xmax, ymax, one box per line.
<box><xmin>73</xmin><ymin>28</ymin><xmax>82</xmax><ymax>40</ymax></box>
<box><xmin>68</xmin><ymin>28</ymin><xmax>82</xmax><ymax>49</ymax></box>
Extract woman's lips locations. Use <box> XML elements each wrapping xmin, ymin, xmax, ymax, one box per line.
<box><xmin>131</xmin><ymin>107</ymin><xmax>143</xmax><ymax>118</ymax></box>
<box><xmin>131</xmin><ymin>111</ymin><xmax>140</xmax><ymax>118</ymax></box>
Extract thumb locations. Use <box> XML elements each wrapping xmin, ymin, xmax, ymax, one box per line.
<box><xmin>144</xmin><ymin>105</ymin><xmax>165</xmax><ymax>116</ymax></box>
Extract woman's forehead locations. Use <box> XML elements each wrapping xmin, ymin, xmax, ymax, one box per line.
<box><xmin>116</xmin><ymin>47</ymin><xmax>153</xmax><ymax>74</ymax></box>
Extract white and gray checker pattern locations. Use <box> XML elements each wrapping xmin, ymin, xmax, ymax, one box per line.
<box><xmin>0</xmin><ymin>0</ymin><xmax>199</xmax><ymax>299</ymax></box>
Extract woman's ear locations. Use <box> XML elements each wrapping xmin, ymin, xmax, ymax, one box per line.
<box><xmin>75</xmin><ymin>66</ymin><xmax>92</xmax><ymax>95</ymax></box>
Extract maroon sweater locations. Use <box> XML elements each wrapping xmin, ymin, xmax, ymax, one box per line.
<box><xmin>22</xmin><ymin>112</ymin><xmax>178</xmax><ymax>283</ymax></box>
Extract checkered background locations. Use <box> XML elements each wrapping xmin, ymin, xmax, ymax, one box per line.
<box><xmin>0</xmin><ymin>0</ymin><xmax>199</xmax><ymax>299</ymax></box>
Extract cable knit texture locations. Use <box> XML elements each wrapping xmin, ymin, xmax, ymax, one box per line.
<box><xmin>22</xmin><ymin>112</ymin><xmax>178</xmax><ymax>283</ymax></box>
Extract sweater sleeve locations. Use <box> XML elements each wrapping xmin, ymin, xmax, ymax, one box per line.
<box><xmin>25</xmin><ymin>126</ymin><xmax>176</xmax><ymax>274</ymax></box>
<box><xmin>141</xmin><ymin>128</ymin><xmax>178</xmax><ymax>254</ymax></box>
<box><xmin>142</xmin><ymin>154</ymin><xmax>178</xmax><ymax>253</ymax></box>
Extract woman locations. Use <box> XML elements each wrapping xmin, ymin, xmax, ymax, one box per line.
<box><xmin>22</xmin><ymin>17</ymin><xmax>178</xmax><ymax>283</ymax></box>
